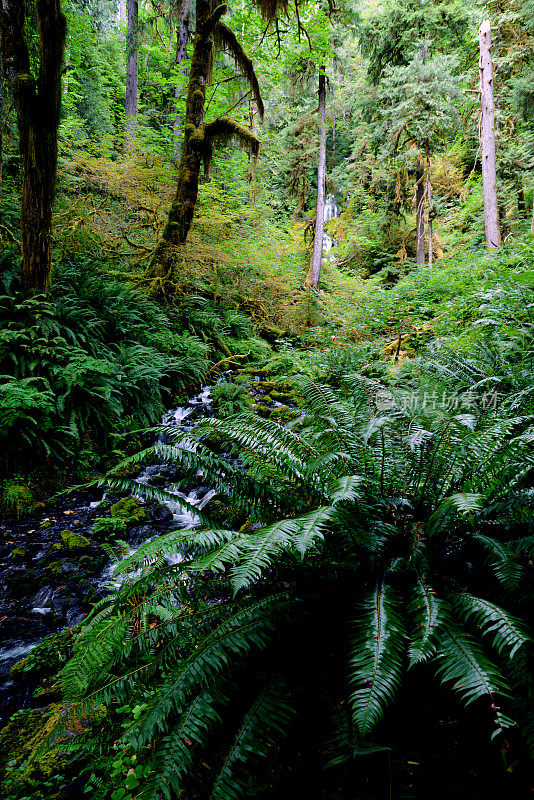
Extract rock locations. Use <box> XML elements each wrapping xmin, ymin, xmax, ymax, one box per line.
<box><xmin>110</xmin><ymin>497</ymin><xmax>148</xmax><ymax>525</ymax></box>
<box><xmin>150</xmin><ymin>502</ymin><xmax>173</xmax><ymax>523</ymax></box>
<box><xmin>79</xmin><ymin>555</ymin><xmax>95</xmax><ymax>571</ymax></box>
<box><xmin>46</xmin><ymin>560</ymin><xmax>77</xmax><ymax>578</ymax></box>
<box><xmin>39</xmin><ymin>520</ymin><xmax>52</xmax><ymax>529</ymax></box>
<box><xmin>9</xmin><ymin>657</ymin><xmax>29</xmax><ymax>679</ymax></box>
<box><xmin>58</xmin><ymin>530</ymin><xmax>90</xmax><ymax>552</ymax></box>
<box><xmin>10</xmin><ymin>547</ymin><xmax>30</xmax><ymax>564</ymax></box>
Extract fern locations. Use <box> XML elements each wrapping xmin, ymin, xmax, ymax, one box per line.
<box><xmin>349</xmin><ymin>580</ymin><xmax>405</xmax><ymax>736</ymax></box>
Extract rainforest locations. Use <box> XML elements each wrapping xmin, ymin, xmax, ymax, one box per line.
<box><xmin>0</xmin><ymin>0</ymin><xmax>534</xmax><ymax>798</ymax></box>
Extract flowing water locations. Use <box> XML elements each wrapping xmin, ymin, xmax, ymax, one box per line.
<box><xmin>322</xmin><ymin>193</ymin><xmax>339</xmax><ymax>256</ymax></box>
<box><xmin>0</xmin><ymin>383</ymin><xmax>218</xmax><ymax>723</ymax></box>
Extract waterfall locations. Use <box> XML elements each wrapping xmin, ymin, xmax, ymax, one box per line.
<box><xmin>322</xmin><ymin>194</ymin><xmax>338</xmax><ymax>254</ymax></box>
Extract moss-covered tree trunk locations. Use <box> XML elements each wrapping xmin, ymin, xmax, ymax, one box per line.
<box><xmin>124</xmin><ymin>0</ymin><xmax>138</xmax><ymax>150</ymax></box>
<box><xmin>151</xmin><ymin>0</ymin><xmax>226</xmax><ymax>277</ymax></box>
<box><xmin>307</xmin><ymin>70</ymin><xmax>327</xmax><ymax>291</ymax></box>
<box><xmin>0</xmin><ymin>0</ymin><xmax>66</xmax><ymax>293</ymax></box>
<box><xmin>173</xmin><ymin>0</ymin><xmax>191</xmax><ymax>158</ymax></box>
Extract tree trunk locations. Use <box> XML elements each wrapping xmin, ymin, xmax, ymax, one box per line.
<box><xmin>426</xmin><ymin>161</ymin><xmax>432</xmax><ymax>268</ymax></box>
<box><xmin>150</xmin><ymin>0</ymin><xmax>223</xmax><ymax>276</ymax></box>
<box><xmin>307</xmin><ymin>70</ymin><xmax>327</xmax><ymax>291</ymax></box>
<box><xmin>415</xmin><ymin>157</ymin><xmax>425</xmax><ymax>267</ymax></box>
<box><xmin>173</xmin><ymin>0</ymin><xmax>191</xmax><ymax>158</ymax></box>
<box><xmin>479</xmin><ymin>19</ymin><xmax>501</xmax><ymax>249</ymax></box>
<box><xmin>118</xmin><ymin>0</ymin><xmax>126</xmax><ymax>21</ymax></box>
<box><xmin>517</xmin><ymin>180</ymin><xmax>525</xmax><ymax>215</ymax></box>
<box><xmin>0</xmin><ymin>69</ymin><xmax>3</xmax><ymax>201</ymax></box>
<box><xmin>0</xmin><ymin>0</ymin><xmax>66</xmax><ymax>293</ymax></box>
<box><xmin>125</xmin><ymin>0</ymin><xmax>138</xmax><ymax>150</ymax></box>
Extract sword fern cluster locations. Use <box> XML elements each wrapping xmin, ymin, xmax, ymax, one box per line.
<box><xmin>48</xmin><ymin>371</ymin><xmax>534</xmax><ymax>798</ymax></box>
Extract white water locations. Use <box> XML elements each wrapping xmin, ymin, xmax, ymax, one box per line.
<box><xmin>96</xmin><ymin>385</ymin><xmax>217</xmax><ymax>591</ymax></box>
<box><xmin>322</xmin><ymin>194</ymin><xmax>339</xmax><ymax>256</ymax></box>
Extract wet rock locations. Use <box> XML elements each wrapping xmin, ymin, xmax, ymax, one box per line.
<box><xmin>79</xmin><ymin>555</ymin><xmax>94</xmax><ymax>571</ymax></box>
<box><xmin>57</xmin><ymin>530</ymin><xmax>91</xmax><ymax>552</ymax></box>
<box><xmin>10</xmin><ymin>547</ymin><xmax>30</xmax><ymax>564</ymax></box>
<box><xmin>150</xmin><ymin>502</ymin><xmax>173</xmax><ymax>523</ymax></box>
<box><xmin>110</xmin><ymin>496</ymin><xmax>148</xmax><ymax>525</ymax></box>
<box><xmin>46</xmin><ymin>560</ymin><xmax>78</xmax><ymax>578</ymax></box>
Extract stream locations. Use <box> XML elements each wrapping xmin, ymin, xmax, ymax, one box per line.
<box><xmin>0</xmin><ymin>382</ymin><xmax>221</xmax><ymax>724</ymax></box>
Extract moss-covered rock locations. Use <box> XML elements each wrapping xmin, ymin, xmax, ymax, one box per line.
<box><xmin>39</xmin><ymin>519</ymin><xmax>52</xmax><ymax>529</ymax></box>
<box><xmin>269</xmin><ymin>389</ymin><xmax>300</xmax><ymax>405</ymax></box>
<box><xmin>268</xmin><ymin>406</ymin><xmax>299</xmax><ymax>424</ymax></box>
<box><xmin>46</xmin><ymin>560</ymin><xmax>74</xmax><ymax>578</ymax></box>
<box><xmin>11</xmin><ymin>546</ymin><xmax>30</xmax><ymax>563</ymax></box>
<box><xmin>110</xmin><ymin>496</ymin><xmax>148</xmax><ymax>525</ymax></box>
<box><xmin>9</xmin><ymin>657</ymin><xmax>30</xmax><ymax>679</ymax></box>
<box><xmin>58</xmin><ymin>530</ymin><xmax>90</xmax><ymax>552</ymax></box>
<box><xmin>112</xmin><ymin>462</ymin><xmax>141</xmax><ymax>479</ymax></box>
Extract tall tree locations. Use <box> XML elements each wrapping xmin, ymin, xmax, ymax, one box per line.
<box><xmin>149</xmin><ymin>0</ymin><xmax>264</xmax><ymax>276</ymax></box>
<box><xmin>174</xmin><ymin>0</ymin><xmax>191</xmax><ymax>156</ymax></box>
<box><xmin>372</xmin><ymin>50</ymin><xmax>460</xmax><ymax>266</ymax></box>
<box><xmin>0</xmin><ymin>0</ymin><xmax>66</xmax><ymax>293</ymax></box>
<box><xmin>479</xmin><ymin>19</ymin><xmax>501</xmax><ymax>249</ymax></box>
<box><xmin>125</xmin><ymin>0</ymin><xmax>139</xmax><ymax>149</ymax></box>
<box><xmin>308</xmin><ymin>70</ymin><xmax>326</xmax><ymax>290</ymax></box>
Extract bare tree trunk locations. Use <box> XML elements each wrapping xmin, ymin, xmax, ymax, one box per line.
<box><xmin>415</xmin><ymin>157</ymin><xmax>425</xmax><ymax>267</ymax></box>
<box><xmin>118</xmin><ymin>0</ymin><xmax>126</xmax><ymax>21</ymax></box>
<box><xmin>426</xmin><ymin>161</ymin><xmax>432</xmax><ymax>268</ymax></box>
<box><xmin>479</xmin><ymin>19</ymin><xmax>501</xmax><ymax>249</ymax></box>
<box><xmin>307</xmin><ymin>70</ymin><xmax>326</xmax><ymax>290</ymax></box>
<box><xmin>0</xmin><ymin>0</ymin><xmax>66</xmax><ymax>293</ymax></box>
<box><xmin>531</xmin><ymin>203</ymin><xmax>534</xmax><ymax>235</ymax></box>
<box><xmin>125</xmin><ymin>0</ymin><xmax>138</xmax><ymax>150</ymax></box>
<box><xmin>173</xmin><ymin>0</ymin><xmax>191</xmax><ymax>158</ymax></box>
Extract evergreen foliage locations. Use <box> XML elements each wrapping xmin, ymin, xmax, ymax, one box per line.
<box><xmin>39</xmin><ymin>350</ymin><xmax>534</xmax><ymax>796</ymax></box>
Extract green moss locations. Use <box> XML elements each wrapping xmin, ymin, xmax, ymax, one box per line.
<box><xmin>112</xmin><ymin>462</ymin><xmax>141</xmax><ymax>479</ymax></box>
<box><xmin>11</xmin><ymin>547</ymin><xmax>29</xmax><ymax>563</ymax></box>
<box><xmin>39</xmin><ymin>519</ymin><xmax>52</xmax><ymax>529</ymax></box>
<box><xmin>268</xmin><ymin>406</ymin><xmax>298</xmax><ymax>424</ymax></box>
<box><xmin>58</xmin><ymin>530</ymin><xmax>90</xmax><ymax>552</ymax></box>
<box><xmin>110</xmin><ymin>496</ymin><xmax>148</xmax><ymax>525</ymax></box>
<box><xmin>46</xmin><ymin>560</ymin><xmax>66</xmax><ymax>577</ymax></box>
<box><xmin>9</xmin><ymin>657</ymin><xmax>30</xmax><ymax>679</ymax></box>
<box><xmin>269</xmin><ymin>390</ymin><xmax>301</xmax><ymax>405</ymax></box>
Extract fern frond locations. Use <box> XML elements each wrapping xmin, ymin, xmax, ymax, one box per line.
<box><xmin>210</xmin><ymin>680</ymin><xmax>295</xmax><ymax>800</ymax></box>
<box><xmin>349</xmin><ymin>580</ymin><xmax>405</xmax><ymax>736</ymax></box>
<box><xmin>453</xmin><ymin>593</ymin><xmax>531</xmax><ymax>659</ymax></box>
<box><xmin>435</xmin><ymin>625</ymin><xmax>508</xmax><ymax>706</ymax></box>
<box><xmin>407</xmin><ymin>579</ymin><xmax>446</xmax><ymax>667</ymax></box>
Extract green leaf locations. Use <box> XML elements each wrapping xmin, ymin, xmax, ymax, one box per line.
<box><xmin>349</xmin><ymin>580</ymin><xmax>405</xmax><ymax>736</ymax></box>
<box><xmin>408</xmin><ymin>579</ymin><xmax>445</xmax><ymax>666</ymax></box>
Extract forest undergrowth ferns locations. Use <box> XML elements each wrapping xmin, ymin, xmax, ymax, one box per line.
<box><xmin>46</xmin><ymin>375</ymin><xmax>534</xmax><ymax>799</ymax></box>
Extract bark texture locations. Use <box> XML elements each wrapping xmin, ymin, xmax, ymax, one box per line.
<box><xmin>0</xmin><ymin>0</ymin><xmax>66</xmax><ymax>293</ymax></box>
<box><xmin>426</xmin><ymin>162</ymin><xmax>433</xmax><ymax>268</ymax></box>
<box><xmin>479</xmin><ymin>19</ymin><xmax>501</xmax><ymax>249</ymax></box>
<box><xmin>125</xmin><ymin>0</ymin><xmax>138</xmax><ymax>148</ymax></box>
<box><xmin>174</xmin><ymin>0</ymin><xmax>191</xmax><ymax>157</ymax></box>
<box><xmin>415</xmin><ymin>158</ymin><xmax>425</xmax><ymax>267</ymax></box>
<box><xmin>150</xmin><ymin>0</ymin><xmax>221</xmax><ymax>275</ymax></box>
<box><xmin>307</xmin><ymin>70</ymin><xmax>327</xmax><ymax>290</ymax></box>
